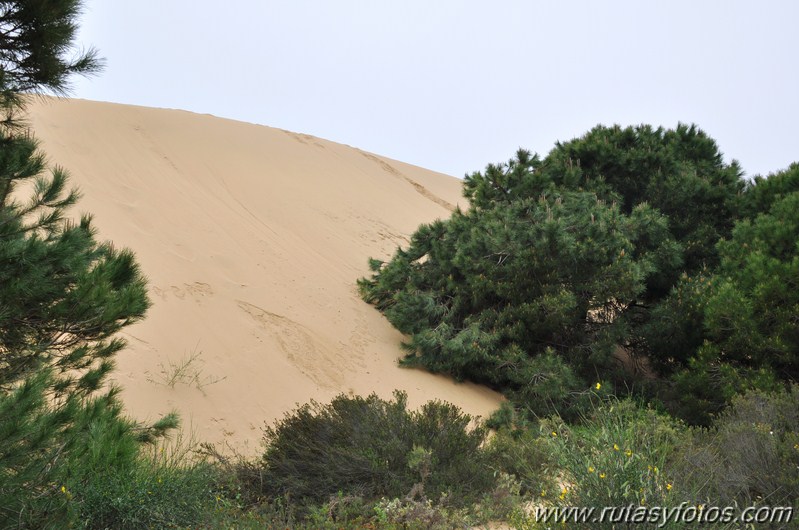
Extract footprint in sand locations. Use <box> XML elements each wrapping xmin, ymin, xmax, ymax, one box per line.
<box><xmin>153</xmin><ymin>282</ymin><xmax>213</xmax><ymax>303</ymax></box>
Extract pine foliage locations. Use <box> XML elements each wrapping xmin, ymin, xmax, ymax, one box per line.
<box><xmin>0</xmin><ymin>0</ymin><xmax>102</xmax><ymax>125</ymax></box>
<box><xmin>360</xmin><ymin>124</ymin><xmax>796</xmax><ymax>424</ymax></box>
<box><xmin>0</xmin><ymin>2</ymin><xmax>176</xmax><ymax>527</ymax></box>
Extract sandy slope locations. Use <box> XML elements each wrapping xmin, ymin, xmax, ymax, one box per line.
<box><xmin>26</xmin><ymin>98</ymin><xmax>502</xmax><ymax>454</ymax></box>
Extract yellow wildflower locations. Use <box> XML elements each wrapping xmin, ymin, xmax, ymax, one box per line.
<box><xmin>60</xmin><ymin>486</ymin><xmax>66</xmax><ymax>494</ymax></box>
<box><xmin>541</xmin><ymin>490</ymin><xmax>546</xmax><ymax>497</ymax></box>
<box><xmin>666</xmin><ymin>483</ymin><xmax>673</xmax><ymax>491</ymax></box>
<box><xmin>653</xmin><ymin>466</ymin><xmax>659</xmax><ymax>474</ymax></box>
<box><xmin>551</xmin><ymin>431</ymin><xmax>557</xmax><ymax>437</ymax></box>
<box><xmin>599</xmin><ymin>473</ymin><xmax>606</xmax><ymax>479</ymax></box>
<box><xmin>588</xmin><ymin>466</ymin><xmax>595</xmax><ymax>473</ymax></box>
<box><xmin>625</xmin><ymin>449</ymin><xmax>632</xmax><ymax>457</ymax></box>
<box><xmin>613</xmin><ymin>443</ymin><xmax>620</xmax><ymax>451</ymax></box>
<box><xmin>560</xmin><ymin>487</ymin><xmax>569</xmax><ymax>499</ymax></box>
<box><xmin>595</xmin><ymin>382</ymin><xmax>601</xmax><ymax>390</ymax></box>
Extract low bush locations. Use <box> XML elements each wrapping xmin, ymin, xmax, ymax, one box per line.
<box><xmin>485</xmin><ymin>427</ymin><xmax>556</xmax><ymax>498</ymax></box>
<box><xmin>253</xmin><ymin>391</ymin><xmax>496</xmax><ymax>508</ymax></box>
<box><xmin>673</xmin><ymin>385</ymin><xmax>799</xmax><ymax>508</ymax></box>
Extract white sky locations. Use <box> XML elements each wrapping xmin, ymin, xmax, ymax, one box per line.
<box><xmin>72</xmin><ymin>1</ymin><xmax>797</xmax><ymax>180</ymax></box>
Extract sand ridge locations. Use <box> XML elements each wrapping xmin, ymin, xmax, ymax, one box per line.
<box><xmin>27</xmin><ymin>98</ymin><xmax>502</xmax><ymax>454</ymax></box>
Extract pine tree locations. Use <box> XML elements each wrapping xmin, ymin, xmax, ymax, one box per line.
<box><xmin>361</xmin><ymin>123</ymin><xmax>762</xmax><ymax>424</ymax></box>
<box><xmin>661</xmin><ymin>186</ymin><xmax>799</xmax><ymax>424</ymax></box>
<box><xmin>0</xmin><ymin>0</ymin><xmax>102</xmax><ymax>126</ymax></box>
<box><xmin>360</xmin><ymin>189</ymin><xmax>681</xmax><ymax>419</ymax></box>
<box><xmin>0</xmin><ymin>2</ymin><xmax>174</xmax><ymax>526</ymax></box>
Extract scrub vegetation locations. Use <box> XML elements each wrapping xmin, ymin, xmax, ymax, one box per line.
<box><xmin>1</xmin><ymin>1</ymin><xmax>796</xmax><ymax>528</ymax></box>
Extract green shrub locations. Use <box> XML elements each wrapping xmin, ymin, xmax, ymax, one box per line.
<box><xmin>254</xmin><ymin>391</ymin><xmax>495</xmax><ymax>508</ymax></box>
<box><xmin>485</xmin><ymin>427</ymin><xmax>556</xmax><ymax>498</ymax></box>
<box><xmin>67</xmin><ymin>461</ymin><xmax>216</xmax><ymax>529</ymax></box>
<box><xmin>63</xmin><ymin>427</ymin><xmax>217</xmax><ymax>529</ymax></box>
<box><xmin>541</xmin><ymin>397</ymin><xmax>687</xmax><ymax>528</ymax></box>
<box><xmin>673</xmin><ymin>385</ymin><xmax>799</xmax><ymax>508</ymax></box>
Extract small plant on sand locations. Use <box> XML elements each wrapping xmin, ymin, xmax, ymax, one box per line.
<box><xmin>147</xmin><ymin>344</ymin><xmax>225</xmax><ymax>394</ymax></box>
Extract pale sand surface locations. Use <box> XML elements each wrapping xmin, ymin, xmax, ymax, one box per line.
<box><xmin>27</xmin><ymin>98</ymin><xmax>502</xmax><ymax>455</ymax></box>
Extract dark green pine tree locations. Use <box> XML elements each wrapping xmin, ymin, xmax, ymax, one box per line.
<box><xmin>737</xmin><ymin>162</ymin><xmax>799</xmax><ymax>219</ymax></box>
<box><xmin>361</xmin><ymin>123</ymin><xmax>756</xmax><ymax>424</ymax></box>
<box><xmin>0</xmin><ymin>2</ymin><xmax>175</xmax><ymax>526</ymax></box>
<box><xmin>360</xmin><ymin>189</ymin><xmax>681</xmax><ymax>419</ymax></box>
<box><xmin>0</xmin><ymin>0</ymin><xmax>102</xmax><ymax>125</ymax></box>
<box><xmin>655</xmin><ymin>180</ymin><xmax>799</xmax><ymax>424</ymax></box>
<box><xmin>464</xmin><ymin>125</ymin><xmax>744</xmax><ymax>293</ymax></box>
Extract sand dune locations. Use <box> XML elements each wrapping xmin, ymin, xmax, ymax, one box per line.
<box><xmin>27</xmin><ymin>98</ymin><xmax>502</xmax><ymax>454</ymax></box>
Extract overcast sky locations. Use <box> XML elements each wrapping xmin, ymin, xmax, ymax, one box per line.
<box><xmin>72</xmin><ymin>1</ymin><xmax>797</xmax><ymax>180</ymax></box>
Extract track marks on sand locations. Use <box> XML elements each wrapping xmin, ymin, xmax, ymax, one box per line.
<box><xmin>282</xmin><ymin>130</ymin><xmax>326</xmax><ymax>149</ymax></box>
<box><xmin>359</xmin><ymin>152</ymin><xmax>455</xmax><ymax>211</ymax></box>
<box><xmin>236</xmin><ymin>300</ymin><xmax>358</xmax><ymax>389</ymax></box>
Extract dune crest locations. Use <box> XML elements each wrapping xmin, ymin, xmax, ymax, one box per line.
<box><xmin>27</xmin><ymin>98</ymin><xmax>501</xmax><ymax>453</ymax></box>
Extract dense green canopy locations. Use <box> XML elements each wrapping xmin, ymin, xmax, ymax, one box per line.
<box><xmin>361</xmin><ymin>124</ymin><xmax>797</xmax><ymax>424</ymax></box>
